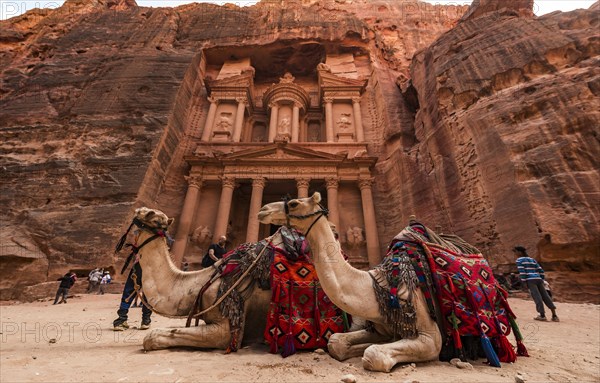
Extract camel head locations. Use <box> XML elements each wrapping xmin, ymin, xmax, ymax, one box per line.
<box><xmin>258</xmin><ymin>192</ymin><xmax>326</xmax><ymax>234</ymax></box>
<box><xmin>134</xmin><ymin>207</ymin><xmax>174</xmax><ymax>231</ymax></box>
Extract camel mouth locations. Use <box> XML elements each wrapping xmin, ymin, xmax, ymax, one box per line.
<box><xmin>257</xmin><ymin>210</ymin><xmax>271</xmax><ymax>223</ymax></box>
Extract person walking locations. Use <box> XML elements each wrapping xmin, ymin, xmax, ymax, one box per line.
<box><xmin>514</xmin><ymin>246</ymin><xmax>559</xmax><ymax>322</ymax></box>
<box><xmin>113</xmin><ymin>229</ymin><xmax>152</xmax><ymax>331</ymax></box>
<box><xmin>53</xmin><ymin>272</ymin><xmax>77</xmax><ymax>304</ymax></box>
<box><xmin>87</xmin><ymin>268</ymin><xmax>103</xmax><ymax>293</ymax></box>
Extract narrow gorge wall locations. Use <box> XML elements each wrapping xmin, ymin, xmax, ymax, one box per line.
<box><xmin>390</xmin><ymin>2</ymin><xmax>599</xmax><ymax>282</ymax></box>
<box><xmin>1</xmin><ymin>0</ymin><xmax>597</xmax><ymax>302</ymax></box>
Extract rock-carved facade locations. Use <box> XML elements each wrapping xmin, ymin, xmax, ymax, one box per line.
<box><xmin>174</xmin><ymin>52</ymin><xmax>378</xmax><ymax>269</ymax></box>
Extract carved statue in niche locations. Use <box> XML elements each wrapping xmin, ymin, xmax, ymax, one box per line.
<box><xmin>279</xmin><ymin>72</ymin><xmax>295</xmax><ymax>83</ymax></box>
<box><xmin>353</xmin><ymin>226</ymin><xmax>365</xmax><ymax>243</ymax></box>
<box><xmin>336</xmin><ymin>113</ymin><xmax>352</xmax><ymax>132</ymax></box>
<box><xmin>308</xmin><ymin>123</ymin><xmax>321</xmax><ymax>142</ymax></box>
<box><xmin>252</xmin><ymin>124</ymin><xmax>267</xmax><ymax>142</ymax></box>
<box><xmin>276</xmin><ymin>117</ymin><xmax>292</xmax><ymax>141</ymax></box>
<box><xmin>191</xmin><ymin>225</ymin><xmax>212</xmax><ymax>247</ymax></box>
<box><xmin>215</xmin><ymin>113</ymin><xmax>233</xmax><ymax>132</ymax></box>
<box><xmin>345</xmin><ymin>226</ymin><xmax>365</xmax><ymax>248</ymax></box>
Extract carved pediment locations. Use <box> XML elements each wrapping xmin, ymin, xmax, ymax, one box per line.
<box><xmin>318</xmin><ymin>71</ymin><xmax>367</xmax><ymax>91</ymax></box>
<box><xmin>218</xmin><ymin>143</ymin><xmax>346</xmax><ymax>163</ymax></box>
<box><xmin>206</xmin><ymin>72</ymin><xmax>254</xmax><ymax>92</ymax></box>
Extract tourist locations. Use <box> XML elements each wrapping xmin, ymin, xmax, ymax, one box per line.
<box><xmin>543</xmin><ymin>279</ymin><xmax>553</xmax><ymax>298</ymax></box>
<box><xmin>99</xmin><ymin>271</ymin><xmax>111</xmax><ymax>295</ymax></box>
<box><xmin>87</xmin><ymin>268</ymin><xmax>103</xmax><ymax>293</ymax></box>
<box><xmin>113</xmin><ymin>229</ymin><xmax>152</xmax><ymax>331</ymax></box>
<box><xmin>53</xmin><ymin>271</ymin><xmax>77</xmax><ymax>304</ymax></box>
<box><xmin>514</xmin><ymin>246</ymin><xmax>559</xmax><ymax>322</ymax></box>
<box><xmin>201</xmin><ymin>235</ymin><xmax>227</xmax><ymax>268</ymax></box>
<box><xmin>508</xmin><ymin>272</ymin><xmax>522</xmax><ymax>290</ymax></box>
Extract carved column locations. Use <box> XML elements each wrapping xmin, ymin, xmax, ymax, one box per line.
<box><xmin>232</xmin><ymin>97</ymin><xmax>246</xmax><ymax>142</ymax></box>
<box><xmin>352</xmin><ymin>97</ymin><xmax>365</xmax><ymax>142</ymax></box>
<box><xmin>325</xmin><ymin>177</ymin><xmax>340</xmax><ymax>228</ymax></box>
<box><xmin>171</xmin><ymin>177</ymin><xmax>203</xmax><ymax>266</ymax></box>
<box><xmin>245</xmin><ymin>178</ymin><xmax>266</xmax><ymax>243</ymax></box>
<box><xmin>324</xmin><ymin>97</ymin><xmax>334</xmax><ymax>142</ymax></box>
<box><xmin>213</xmin><ymin>176</ymin><xmax>236</xmax><ymax>240</ymax></box>
<box><xmin>358</xmin><ymin>177</ymin><xmax>381</xmax><ymax>267</ymax></box>
<box><xmin>268</xmin><ymin>103</ymin><xmax>279</xmax><ymax>142</ymax></box>
<box><xmin>291</xmin><ymin>103</ymin><xmax>300</xmax><ymax>143</ymax></box>
<box><xmin>296</xmin><ymin>178</ymin><xmax>310</xmax><ymax>198</ymax></box>
<box><xmin>201</xmin><ymin>97</ymin><xmax>218</xmax><ymax>142</ymax></box>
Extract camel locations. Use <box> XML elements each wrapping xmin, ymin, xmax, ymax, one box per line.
<box><xmin>121</xmin><ymin>207</ymin><xmax>361</xmax><ymax>352</ymax></box>
<box><xmin>124</xmin><ymin>207</ymin><xmax>272</xmax><ymax>351</ymax></box>
<box><xmin>257</xmin><ymin>192</ymin><xmax>443</xmax><ymax>372</ymax></box>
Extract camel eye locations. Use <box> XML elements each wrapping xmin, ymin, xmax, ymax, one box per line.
<box><xmin>288</xmin><ymin>201</ymin><xmax>299</xmax><ymax>209</ymax></box>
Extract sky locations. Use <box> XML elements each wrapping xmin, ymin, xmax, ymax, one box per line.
<box><xmin>0</xmin><ymin>0</ymin><xmax>596</xmax><ymax>20</ymax></box>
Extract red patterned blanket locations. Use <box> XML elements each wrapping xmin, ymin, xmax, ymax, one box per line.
<box><xmin>386</xmin><ymin>224</ymin><xmax>528</xmax><ymax>367</ymax></box>
<box><xmin>264</xmin><ymin>233</ymin><xmax>347</xmax><ymax>357</ymax></box>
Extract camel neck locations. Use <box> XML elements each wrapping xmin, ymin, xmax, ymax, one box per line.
<box><xmin>136</xmin><ymin>231</ymin><xmax>211</xmax><ymax>317</ymax></box>
<box><xmin>304</xmin><ymin>217</ymin><xmax>382</xmax><ymax>320</ymax></box>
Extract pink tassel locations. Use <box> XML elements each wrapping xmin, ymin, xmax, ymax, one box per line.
<box><xmin>498</xmin><ymin>335</ymin><xmax>517</xmax><ymax>363</ymax></box>
<box><xmin>516</xmin><ymin>339</ymin><xmax>529</xmax><ymax>357</ymax></box>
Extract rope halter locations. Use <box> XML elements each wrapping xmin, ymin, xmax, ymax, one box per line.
<box><xmin>282</xmin><ymin>195</ymin><xmax>329</xmax><ymax>238</ymax></box>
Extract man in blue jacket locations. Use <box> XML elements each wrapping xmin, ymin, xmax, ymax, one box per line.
<box><xmin>514</xmin><ymin>246</ymin><xmax>559</xmax><ymax>322</ymax></box>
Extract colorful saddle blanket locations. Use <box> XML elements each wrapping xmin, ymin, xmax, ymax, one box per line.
<box><xmin>384</xmin><ymin>224</ymin><xmax>527</xmax><ymax>366</ymax></box>
<box><xmin>264</xmin><ymin>229</ymin><xmax>347</xmax><ymax>356</ymax></box>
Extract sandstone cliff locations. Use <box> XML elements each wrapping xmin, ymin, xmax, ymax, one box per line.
<box><xmin>0</xmin><ymin>0</ymin><xmax>466</xmax><ymax>300</ymax></box>
<box><xmin>1</xmin><ymin>0</ymin><xmax>598</xmax><ymax>303</ymax></box>
<box><xmin>376</xmin><ymin>1</ymin><xmax>600</xmax><ymax>301</ymax></box>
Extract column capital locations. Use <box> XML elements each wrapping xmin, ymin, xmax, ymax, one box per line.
<box><xmin>323</xmin><ymin>96</ymin><xmax>334</xmax><ymax>104</ymax></box>
<box><xmin>293</xmin><ymin>101</ymin><xmax>302</xmax><ymax>109</ymax></box>
<box><xmin>184</xmin><ymin>175</ymin><xmax>203</xmax><ymax>189</ymax></box>
<box><xmin>235</xmin><ymin>97</ymin><xmax>247</xmax><ymax>104</ymax></box>
<box><xmin>351</xmin><ymin>96</ymin><xmax>362</xmax><ymax>104</ymax></box>
<box><xmin>252</xmin><ymin>177</ymin><xmax>267</xmax><ymax>188</ymax></box>
<box><xmin>325</xmin><ymin>176</ymin><xmax>339</xmax><ymax>189</ymax></box>
<box><xmin>207</xmin><ymin>96</ymin><xmax>218</xmax><ymax>104</ymax></box>
<box><xmin>358</xmin><ymin>177</ymin><xmax>374</xmax><ymax>190</ymax></box>
<box><xmin>268</xmin><ymin>102</ymin><xmax>279</xmax><ymax>109</ymax></box>
<box><xmin>296</xmin><ymin>178</ymin><xmax>310</xmax><ymax>188</ymax></box>
<box><xmin>220</xmin><ymin>176</ymin><xmax>237</xmax><ymax>189</ymax></box>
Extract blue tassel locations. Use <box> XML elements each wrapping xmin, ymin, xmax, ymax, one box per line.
<box><xmin>281</xmin><ymin>333</ymin><xmax>296</xmax><ymax>358</ymax></box>
<box><xmin>480</xmin><ymin>334</ymin><xmax>501</xmax><ymax>367</ymax></box>
<box><xmin>389</xmin><ymin>294</ymin><xmax>400</xmax><ymax>309</ymax></box>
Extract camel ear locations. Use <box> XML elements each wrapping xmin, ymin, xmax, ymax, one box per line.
<box><xmin>167</xmin><ymin>218</ymin><xmax>174</xmax><ymax>228</ymax></box>
<box><xmin>311</xmin><ymin>192</ymin><xmax>321</xmax><ymax>203</ymax></box>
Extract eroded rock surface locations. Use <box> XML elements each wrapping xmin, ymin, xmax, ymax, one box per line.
<box><xmin>1</xmin><ymin>0</ymin><xmax>598</xmax><ymax>302</ymax></box>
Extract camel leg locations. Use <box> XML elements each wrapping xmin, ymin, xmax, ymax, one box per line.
<box><xmin>361</xmin><ymin>330</ymin><xmax>442</xmax><ymax>372</ymax></box>
<box><xmin>143</xmin><ymin>321</ymin><xmax>232</xmax><ymax>351</ymax></box>
<box><xmin>328</xmin><ymin>330</ymin><xmax>391</xmax><ymax>361</ymax></box>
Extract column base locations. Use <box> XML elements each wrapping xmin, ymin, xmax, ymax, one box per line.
<box><xmin>337</xmin><ymin>132</ymin><xmax>355</xmax><ymax>143</ymax></box>
<box><xmin>212</xmin><ymin>130</ymin><xmax>232</xmax><ymax>142</ymax></box>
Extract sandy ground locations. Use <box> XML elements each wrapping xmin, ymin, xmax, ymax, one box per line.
<box><xmin>1</xmin><ymin>294</ymin><xmax>599</xmax><ymax>383</ymax></box>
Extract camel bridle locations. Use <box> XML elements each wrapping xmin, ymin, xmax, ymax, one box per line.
<box><xmin>283</xmin><ymin>196</ymin><xmax>329</xmax><ymax>238</ymax></box>
<box><xmin>113</xmin><ymin>215</ymin><xmax>178</xmax><ymax>318</ymax></box>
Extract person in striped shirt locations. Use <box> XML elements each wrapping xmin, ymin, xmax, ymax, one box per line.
<box><xmin>514</xmin><ymin>246</ymin><xmax>559</xmax><ymax>322</ymax></box>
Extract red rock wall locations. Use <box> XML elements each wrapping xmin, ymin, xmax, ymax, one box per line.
<box><xmin>0</xmin><ymin>0</ymin><xmax>466</xmax><ymax>300</ymax></box>
<box><xmin>383</xmin><ymin>4</ymin><xmax>599</xmax><ymax>276</ymax></box>
<box><xmin>2</xmin><ymin>0</ymin><xmax>597</xmax><ymax>302</ymax></box>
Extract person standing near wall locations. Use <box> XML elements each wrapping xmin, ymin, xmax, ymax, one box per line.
<box><xmin>514</xmin><ymin>246</ymin><xmax>559</xmax><ymax>322</ymax></box>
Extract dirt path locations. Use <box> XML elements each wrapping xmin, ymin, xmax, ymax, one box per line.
<box><xmin>1</xmin><ymin>294</ymin><xmax>599</xmax><ymax>382</ymax></box>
